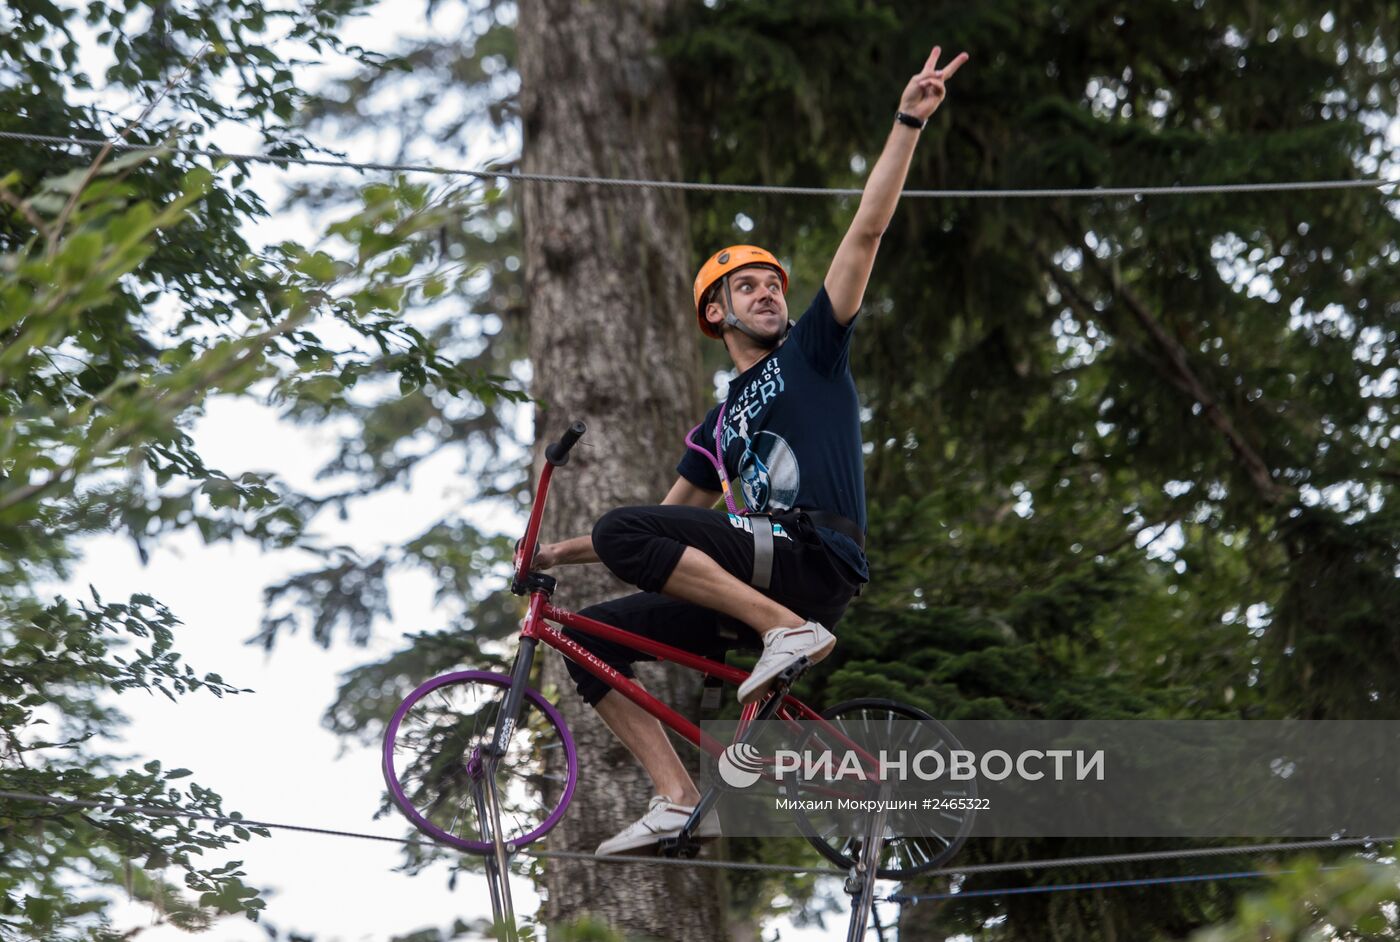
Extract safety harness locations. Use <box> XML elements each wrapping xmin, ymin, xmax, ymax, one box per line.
<box><xmin>684</xmin><ymin>402</ymin><xmax>865</xmax><ymax>592</ymax></box>
<box><xmin>684</xmin><ymin>401</ymin><xmax>779</xmax><ymax>589</ymax></box>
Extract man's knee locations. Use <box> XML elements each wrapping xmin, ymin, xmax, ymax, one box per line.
<box><xmin>591</xmin><ymin>506</ymin><xmax>642</xmax><ymax>571</ymax></box>
<box><xmin>592</xmin><ymin>506</ymin><xmax>685</xmax><ymax>592</ymax></box>
<box><xmin>562</xmin><ymin>617</ymin><xmax>631</xmax><ymax>708</ymax></box>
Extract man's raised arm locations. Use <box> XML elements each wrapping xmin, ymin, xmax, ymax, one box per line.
<box><xmin>824</xmin><ymin>45</ymin><xmax>969</xmax><ymax>325</ymax></box>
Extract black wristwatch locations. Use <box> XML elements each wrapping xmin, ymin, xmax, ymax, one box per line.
<box><xmin>895</xmin><ymin>111</ymin><xmax>926</xmax><ymax>130</ymax></box>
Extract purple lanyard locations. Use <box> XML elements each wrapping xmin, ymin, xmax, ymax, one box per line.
<box><xmin>684</xmin><ymin>401</ymin><xmax>745</xmax><ymax>515</ymax></box>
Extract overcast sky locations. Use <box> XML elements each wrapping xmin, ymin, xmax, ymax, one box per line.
<box><xmin>86</xmin><ymin>397</ymin><xmax>513</xmax><ymax>941</ymax></box>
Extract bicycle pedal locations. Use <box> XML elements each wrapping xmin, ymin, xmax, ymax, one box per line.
<box><xmin>774</xmin><ymin>656</ymin><xmax>812</xmax><ymax>687</ymax></box>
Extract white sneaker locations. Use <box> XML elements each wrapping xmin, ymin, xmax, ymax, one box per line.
<box><xmin>737</xmin><ymin>621</ymin><xmax>836</xmax><ymax>704</ymax></box>
<box><xmin>594</xmin><ymin>795</ymin><xmax>722</xmax><ymax>856</ymax></box>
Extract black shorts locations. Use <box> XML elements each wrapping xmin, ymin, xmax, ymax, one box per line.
<box><xmin>562</xmin><ymin>505</ymin><xmax>859</xmax><ymax>706</ymax></box>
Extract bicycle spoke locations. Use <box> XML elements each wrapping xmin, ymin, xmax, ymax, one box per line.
<box><xmin>789</xmin><ymin>700</ymin><xmax>973</xmax><ymax>877</ymax></box>
<box><xmin>894</xmin><ymin>721</ymin><xmax>920</xmax><ymax>753</ymax></box>
<box><xmin>385</xmin><ymin>675</ymin><xmax>577</xmax><ymax>854</ymax></box>
<box><xmin>891</xmin><ymin>840</ymin><xmax>912</xmax><ymax>873</ymax></box>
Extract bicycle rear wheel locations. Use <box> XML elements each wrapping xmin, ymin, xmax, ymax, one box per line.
<box><xmin>787</xmin><ymin>698</ymin><xmax>974</xmax><ymax>878</ymax></box>
<box><xmin>383</xmin><ymin>670</ymin><xmax>577</xmax><ymax>854</ymax></box>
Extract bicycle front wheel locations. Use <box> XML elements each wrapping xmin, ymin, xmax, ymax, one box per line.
<box><xmin>787</xmin><ymin>698</ymin><xmax>975</xmax><ymax>878</ymax></box>
<box><xmin>383</xmin><ymin>670</ymin><xmax>577</xmax><ymax>854</ymax></box>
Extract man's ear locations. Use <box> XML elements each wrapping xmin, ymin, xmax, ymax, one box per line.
<box><xmin>704</xmin><ymin>300</ymin><xmax>726</xmax><ymax>331</ymax></box>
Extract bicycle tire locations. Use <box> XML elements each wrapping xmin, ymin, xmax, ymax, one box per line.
<box><xmin>383</xmin><ymin>670</ymin><xmax>577</xmax><ymax>854</ymax></box>
<box><xmin>787</xmin><ymin>698</ymin><xmax>975</xmax><ymax>878</ymax></box>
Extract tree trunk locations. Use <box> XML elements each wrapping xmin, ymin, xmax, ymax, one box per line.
<box><xmin>516</xmin><ymin>0</ymin><xmax>724</xmax><ymax>938</ymax></box>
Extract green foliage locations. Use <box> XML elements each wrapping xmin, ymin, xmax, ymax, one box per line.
<box><xmin>0</xmin><ymin>152</ymin><xmax>510</xmax><ymax>935</ymax></box>
<box><xmin>665</xmin><ymin>1</ymin><xmax>1400</xmax><ymax>937</ymax></box>
<box><xmin>258</xmin><ymin>1</ymin><xmax>532</xmax><ymax>651</ymax></box>
<box><xmin>663</xmin><ymin>0</ymin><xmax>1400</xmax><ymax>713</ymax></box>
<box><xmin>1192</xmin><ymin>851</ymin><xmax>1400</xmax><ymax>942</ymax></box>
<box><xmin>0</xmin><ymin>2</ymin><xmax>530</xmax><ymax>934</ymax></box>
<box><xmin>1</xmin><ymin>587</ymin><xmax>268</xmax><ymax>939</ymax></box>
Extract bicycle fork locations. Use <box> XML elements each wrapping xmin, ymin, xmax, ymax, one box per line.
<box><xmin>473</xmin><ymin>636</ymin><xmax>540</xmax><ymax>942</ymax></box>
<box><xmin>844</xmin><ymin>783</ymin><xmax>890</xmax><ymax>942</ymax></box>
<box><xmin>470</xmin><ymin>770</ymin><xmax>518</xmax><ymax>942</ymax></box>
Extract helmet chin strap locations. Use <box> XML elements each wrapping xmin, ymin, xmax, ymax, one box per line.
<box><xmin>720</xmin><ymin>273</ymin><xmax>789</xmax><ymax>348</ymax></box>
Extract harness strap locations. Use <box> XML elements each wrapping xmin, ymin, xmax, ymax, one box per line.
<box><xmin>799</xmin><ymin>509</ymin><xmax>866</xmax><ymax>551</ymax></box>
<box><xmin>749</xmin><ymin>515</ymin><xmax>775</xmax><ymax>590</ymax></box>
<box><xmin>684</xmin><ymin>402</ymin><xmax>741</xmax><ymax>515</ymax></box>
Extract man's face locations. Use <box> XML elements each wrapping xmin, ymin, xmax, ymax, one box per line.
<box><xmin>705</xmin><ymin>265</ymin><xmax>787</xmax><ymax>342</ymax></box>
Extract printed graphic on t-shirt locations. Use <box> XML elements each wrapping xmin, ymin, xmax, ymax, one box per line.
<box><xmin>737</xmin><ymin>431</ymin><xmax>799</xmax><ymax>511</ymax></box>
<box><xmin>723</xmin><ymin>358</ymin><xmax>798</xmax><ymax>511</ymax></box>
<box><xmin>728</xmin><ymin>357</ymin><xmax>785</xmax><ymax>423</ymax></box>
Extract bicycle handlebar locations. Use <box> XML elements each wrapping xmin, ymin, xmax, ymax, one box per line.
<box><xmin>544</xmin><ymin>420</ymin><xmax>587</xmax><ymax>466</ymax></box>
<box><xmin>512</xmin><ymin>421</ymin><xmax>585</xmax><ymax>594</ymax></box>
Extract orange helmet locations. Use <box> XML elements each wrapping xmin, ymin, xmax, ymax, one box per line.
<box><xmin>692</xmin><ymin>245</ymin><xmax>789</xmax><ymax>339</ymax></box>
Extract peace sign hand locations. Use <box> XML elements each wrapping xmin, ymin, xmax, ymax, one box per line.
<box><xmin>898</xmin><ymin>45</ymin><xmax>969</xmax><ymax>122</ymax></box>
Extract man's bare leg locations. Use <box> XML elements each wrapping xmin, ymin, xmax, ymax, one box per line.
<box><xmin>661</xmin><ymin>546</ymin><xmax>803</xmax><ymax>636</ymax></box>
<box><xmin>594</xmin><ymin>686</ymin><xmax>700</xmax><ymax>805</ymax></box>
<box><xmin>593</xmin><ymin>547</ymin><xmax>808</xmax><ymax>801</ymax></box>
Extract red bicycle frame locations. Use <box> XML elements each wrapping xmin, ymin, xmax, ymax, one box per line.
<box><xmin>509</xmin><ymin>441</ymin><xmax>882</xmax><ymax>780</ymax></box>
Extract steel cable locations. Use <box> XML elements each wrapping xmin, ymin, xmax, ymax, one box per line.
<box><xmin>2</xmin><ymin>789</ymin><xmax>1390</xmax><ymax>884</ymax></box>
<box><xmin>1</xmin><ymin>130</ymin><xmax>1397</xmax><ymax>199</ymax></box>
<box><xmin>885</xmin><ymin>862</ymin><xmax>1397</xmax><ymax>904</ymax></box>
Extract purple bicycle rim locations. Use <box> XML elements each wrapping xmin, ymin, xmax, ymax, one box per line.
<box><xmin>383</xmin><ymin>670</ymin><xmax>578</xmax><ymax>854</ymax></box>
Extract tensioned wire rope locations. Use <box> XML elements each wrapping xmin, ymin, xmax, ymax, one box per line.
<box><xmin>3</xmin><ymin>788</ymin><xmax>1394</xmax><ymax>902</ymax></box>
<box><xmin>2</xmin><ymin>129</ymin><xmax>1399</xmax><ymax>198</ymax></box>
<box><xmin>888</xmin><ymin>862</ymin><xmax>1398</xmax><ymax>905</ymax></box>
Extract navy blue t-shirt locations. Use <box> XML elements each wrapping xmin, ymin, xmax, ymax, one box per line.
<box><xmin>677</xmin><ymin>287</ymin><xmax>869</xmax><ymax>582</ymax></box>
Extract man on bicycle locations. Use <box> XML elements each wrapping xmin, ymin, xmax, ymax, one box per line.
<box><xmin>532</xmin><ymin>45</ymin><xmax>968</xmax><ymax>855</ymax></box>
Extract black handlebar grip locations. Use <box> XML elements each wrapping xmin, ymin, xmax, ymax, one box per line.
<box><xmin>545</xmin><ymin>420</ymin><xmax>587</xmax><ymax>466</ymax></box>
